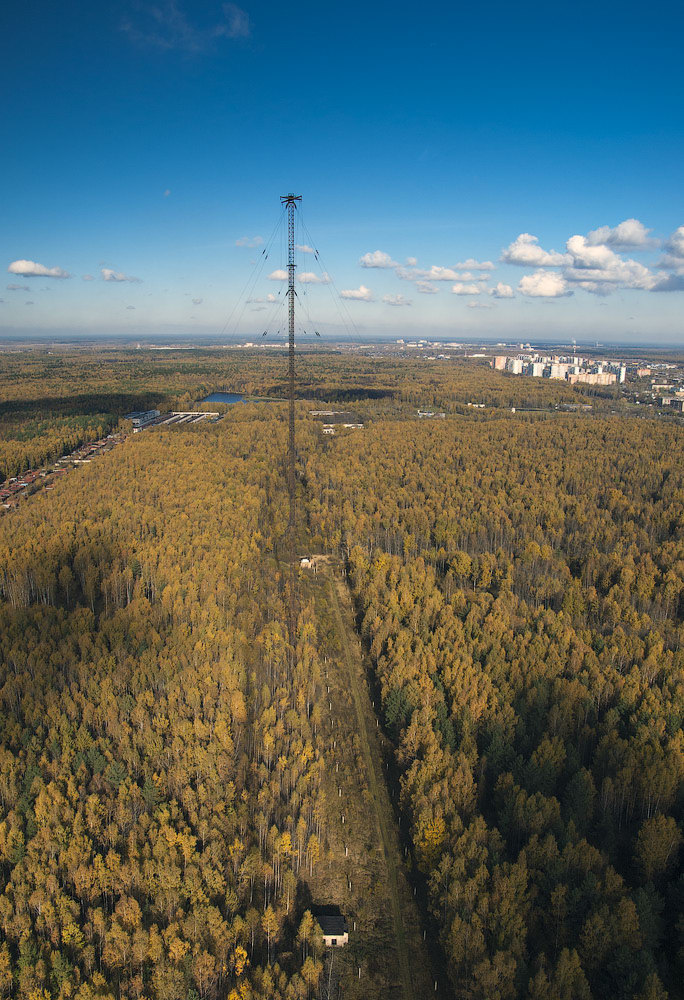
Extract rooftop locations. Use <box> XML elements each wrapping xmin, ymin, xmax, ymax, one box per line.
<box><xmin>313</xmin><ymin>906</ymin><xmax>348</xmax><ymax>936</ymax></box>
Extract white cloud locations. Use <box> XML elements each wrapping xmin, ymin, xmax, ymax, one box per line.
<box><xmin>452</xmin><ymin>283</ymin><xmax>483</xmax><ymax>295</ymax></box>
<box><xmin>467</xmin><ymin>300</ymin><xmax>493</xmax><ymax>309</ymax></box>
<box><xmin>296</xmin><ymin>244</ymin><xmax>315</xmax><ymax>254</ymax></box>
<box><xmin>489</xmin><ymin>281</ymin><xmax>514</xmax><ymax>298</ymax></box>
<box><xmin>500</xmin><ymin>222</ymin><xmax>677</xmax><ymax>297</ymax></box>
<box><xmin>501</xmin><ymin>234</ymin><xmax>569</xmax><ymax>267</ymax></box>
<box><xmin>406</xmin><ymin>256</ymin><xmax>417</xmax><ymax>266</ymax></box>
<box><xmin>518</xmin><ymin>271</ymin><xmax>572</xmax><ymax>297</ymax></box>
<box><xmin>564</xmin><ymin>235</ymin><xmax>655</xmax><ymax>292</ymax></box>
<box><xmin>657</xmin><ymin>254</ymin><xmax>684</xmax><ymax>273</ymax></box>
<box><xmin>566</xmin><ymin>235</ymin><xmax>621</xmax><ymax>269</ymax></box>
<box><xmin>192</xmin><ymin>297</ymin><xmax>203</xmax><ymax>305</ymax></box>
<box><xmin>398</xmin><ymin>264</ymin><xmax>469</xmax><ymax>281</ymax></box>
<box><xmin>657</xmin><ymin>227</ymin><xmax>684</xmax><ymax>275</ymax></box>
<box><xmin>404</xmin><ymin>265</ymin><xmax>491</xmax><ymax>282</ymax></box>
<box><xmin>247</xmin><ymin>293</ymin><xmax>277</xmax><ymax>303</ymax></box>
<box><xmin>164</xmin><ymin>189</ymin><xmax>171</xmax><ymax>197</ymax></box>
<box><xmin>340</xmin><ymin>284</ymin><xmax>372</xmax><ymax>301</ymax></box>
<box><xmin>101</xmin><ymin>268</ymin><xmax>142</xmax><ymax>283</ymax></box>
<box><xmin>382</xmin><ymin>294</ymin><xmax>412</xmax><ymax>306</ymax></box>
<box><xmin>8</xmin><ymin>259</ymin><xmax>70</xmax><ymax>279</ymax></box>
<box><xmin>268</xmin><ymin>269</ymin><xmax>288</xmax><ymax>280</ymax></box>
<box><xmin>7</xmin><ymin>283</ymin><xmax>30</xmax><ymax>291</ymax></box>
<box><xmin>586</xmin><ymin>218</ymin><xmax>654</xmax><ymax>248</ymax></box>
<box><xmin>664</xmin><ymin>226</ymin><xmax>684</xmax><ymax>259</ymax></box>
<box><xmin>420</xmin><ymin>265</ymin><xmax>463</xmax><ymax>281</ymax></box>
<box><xmin>236</xmin><ymin>235</ymin><xmax>264</xmax><ymax>248</ymax></box>
<box><xmin>359</xmin><ymin>250</ymin><xmax>398</xmax><ymax>268</ymax></box>
<box><xmin>82</xmin><ymin>274</ymin><xmax>94</xmax><ymax>281</ymax></box>
<box><xmin>456</xmin><ymin>258</ymin><xmax>495</xmax><ymax>271</ymax></box>
<box><xmin>651</xmin><ymin>273</ymin><xmax>684</xmax><ymax>292</ymax></box>
<box><xmin>416</xmin><ymin>280</ymin><xmax>438</xmax><ymax>294</ymax></box>
<box><xmin>298</xmin><ymin>272</ymin><xmax>330</xmax><ymax>284</ymax></box>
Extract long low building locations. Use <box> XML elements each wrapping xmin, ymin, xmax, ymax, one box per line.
<box><xmin>157</xmin><ymin>411</ymin><xmax>220</xmax><ymax>426</ymax></box>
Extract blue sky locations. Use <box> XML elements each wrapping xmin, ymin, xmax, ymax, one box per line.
<box><xmin>2</xmin><ymin>0</ymin><xmax>683</xmax><ymax>343</ymax></box>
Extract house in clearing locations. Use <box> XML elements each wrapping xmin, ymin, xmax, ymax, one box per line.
<box><xmin>313</xmin><ymin>907</ymin><xmax>348</xmax><ymax>947</ymax></box>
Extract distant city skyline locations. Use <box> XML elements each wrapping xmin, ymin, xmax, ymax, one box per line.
<box><xmin>2</xmin><ymin>0</ymin><xmax>683</xmax><ymax>344</ymax></box>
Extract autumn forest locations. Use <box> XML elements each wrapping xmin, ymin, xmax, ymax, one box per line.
<box><xmin>0</xmin><ymin>346</ymin><xmax>683</xmax><ymax>1000</ymax></box>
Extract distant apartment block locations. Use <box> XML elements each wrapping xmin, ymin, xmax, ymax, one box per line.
<box><xmin>567</xmin><ymin>372</ymin><xmax>617</xmax><ymax>386</ymax></box>
<box><xmin>491</xmin><ymin>353</ymin><xmax>624</xmax><ymax>386</ymax></box>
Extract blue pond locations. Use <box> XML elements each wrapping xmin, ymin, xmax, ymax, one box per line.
<box><xmin>201</xmin><ymin>392</ymin><xmax>245</xmax><ymax>404</ymax></box>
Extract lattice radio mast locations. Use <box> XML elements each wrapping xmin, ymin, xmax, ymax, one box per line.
<box><xmin>280</xmin><ymin>192</ymin><xmax>301</xmax><ymax>652</ymax></box>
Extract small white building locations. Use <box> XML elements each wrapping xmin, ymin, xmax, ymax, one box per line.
<box><xmin>317</xmin><ymin>913</ymin><xmax>348</xmax><ymax>948</ymax></box>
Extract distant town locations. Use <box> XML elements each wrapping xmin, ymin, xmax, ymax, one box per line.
<box><xmin>490</xmin><ymin>351</ymin><xmax>684</xmax><ymax>411</ymax></box>
<box><xmin>492</xmin><ymin>352</ymin><xmax>627</xmax><ymax>385</ymax></box>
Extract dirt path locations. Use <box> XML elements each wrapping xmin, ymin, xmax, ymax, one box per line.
<box><xmin>324</xmin><ymin>567</ymin><xmax>430</xmax><ymax>1000</ymax></box>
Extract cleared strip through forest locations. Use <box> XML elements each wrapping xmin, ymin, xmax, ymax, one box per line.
<box><xmin>323</xmin><ymin>564</ymin><xmax>436</xmax><ymax>1000</ymax></box>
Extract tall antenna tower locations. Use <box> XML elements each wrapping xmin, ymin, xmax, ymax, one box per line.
<box><xmin>281</xmin><ymin>192</ymin><xmax>301</xmax><ymax>652</ymax></box>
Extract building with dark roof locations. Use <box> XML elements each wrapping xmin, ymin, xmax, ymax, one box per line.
<box><xmin>313</xmin><ymin>906</ymin><xmax>349</xmax><ymax>947</ymax></box>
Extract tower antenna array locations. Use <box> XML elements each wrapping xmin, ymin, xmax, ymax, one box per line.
<box><xmin>280</xmin><ymin>192</ymin><xmax>302</xmax><ymax>652</ymax></box>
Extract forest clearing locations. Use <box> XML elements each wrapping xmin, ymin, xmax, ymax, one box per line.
<box><xmin>301</xmin><ymin>562</ymin><xmax>436</xmax><ymax>999</ymax></box>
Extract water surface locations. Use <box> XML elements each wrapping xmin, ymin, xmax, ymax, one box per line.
<box><xmin>201</xmin><ymin>392</ymin><xmax>245</xmax><ymax>404</ymax></box>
